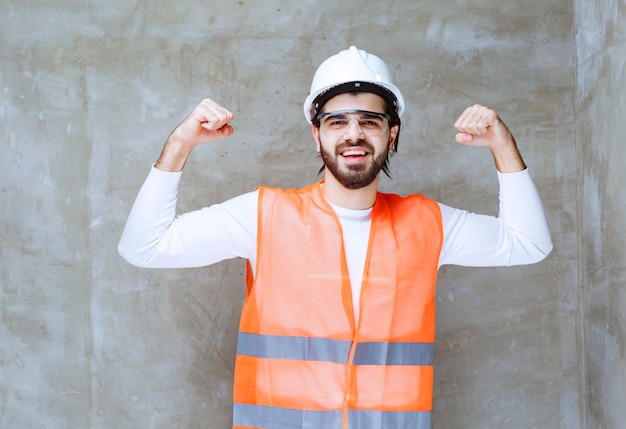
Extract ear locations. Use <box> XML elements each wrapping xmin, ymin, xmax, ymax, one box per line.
<box><xmin>389</xmin><ymin>124</ymin><xmax>399</xmax><ymax>153</ymax></box>
<box><xmin>312</xmin><ymin>125</ymin><xmax>321</xmax><ymax>153</ymax></box>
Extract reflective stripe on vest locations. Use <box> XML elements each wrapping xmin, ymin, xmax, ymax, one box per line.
<box><xmin>237</xmin><ymin>332</ymin><xmax>434</xmax><ymax>366</ymax></box>
<box><xmin>233</xmin><ymin>403</ymin><xmax>432</xmax><ymax>429</ymax></box>
<box><xmin>233</xmin><ymin>182</ymin><xmax>443</xmax><ymax>429</ymax></box>
<box><xmin>233</xmin><ymin>404</ymin><xmax>343</xmax><ymax>428</ymax></box>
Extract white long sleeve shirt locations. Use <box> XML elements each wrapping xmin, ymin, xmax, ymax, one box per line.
<box><xmin>118</xmin><ymin>167</ymin><xmax>552</xmax><ymax>316</ymax></box>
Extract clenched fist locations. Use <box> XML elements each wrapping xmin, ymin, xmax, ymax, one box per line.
<box><xmin>155</xmin><ymin>99</ymin><xmax>235</xmax><ymax>172</ymax></box>
<box><xmin>453</xmin><ymin>104</ymin><xmax>526</xmax><ymax>172</ymax></box>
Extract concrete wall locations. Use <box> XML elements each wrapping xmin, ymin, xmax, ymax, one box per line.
<box><xmin>575</xmin><ymin>1</ymin><xmax>626</xmax><ymax>428</ymax></box>
<box><xmin>0</xmin><ymin>1</ymin><xmax>581</xmax><ymax>428</ymax></box>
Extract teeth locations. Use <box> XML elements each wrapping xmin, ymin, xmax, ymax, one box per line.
<box><xmin>342</xmin><ymin>150</ymin><xmax>367</xmax><ymax>156</ymax></box>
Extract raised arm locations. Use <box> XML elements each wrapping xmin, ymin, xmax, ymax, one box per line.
<box><xmin>117</xmin><ymin>99</ymin><xmax>257</xmax><ymax>268</ymax></box>
<box><xmin>438</xmin><ymin>105</ymin><xmax>552</xmax><ymax>268</ymax></box>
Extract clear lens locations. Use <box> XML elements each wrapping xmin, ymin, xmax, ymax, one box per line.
<box><xmin>318</xmin><ymin>109</ymin><xmax>390</xmax><ymax>134</ymax></box>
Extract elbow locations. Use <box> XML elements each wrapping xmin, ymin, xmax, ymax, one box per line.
<box><xmin>117</xmin><ymin>240</ymin><xmax>150</xmax><ymax>268</ymax></box>
<box><xmin>518</xmin><ymin>236</ymin><xmax>554</xmax><ymax>265</ymax></box>
<box><xmin>533</xmin><ymin>240</ymin><xmax>553</xmax><ymax>263</ymax></box>
<box><xmin>117</xmin><ymin>241</ymin><xmax>137</xmax><ymax>266</ymax></box>
<box><xmin>540</xmin><ymin>237</ymin><xmax>554</xmax><ymax>261</ymax></box>
<box><xmin>534</xmin><ymin>227</ymin><xmax>554</xmax><ymax>262</ymax></box>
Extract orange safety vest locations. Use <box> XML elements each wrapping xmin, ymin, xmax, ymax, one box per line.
<box><xmin>233</xmin><ymin>182</ymin><xmax>443</xmax><ymax>429</ymax></box>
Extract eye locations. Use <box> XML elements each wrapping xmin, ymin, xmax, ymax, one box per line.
<box><xmin>359</xmin><ymin>118</ymin><xmax>383</xmax><ymax>128</ymax></box>
<box><xmin>325</xmin><ymin>116</ymin><xmax>349</xmax><ymax>127</ymax></box>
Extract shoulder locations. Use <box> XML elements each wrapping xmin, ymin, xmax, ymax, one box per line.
<box><xmin>379</xmin><ymin>192</ymin><xmax>441</xmax><ymax>211</ymax></box>
<box><xmin>257</xmin><ymin>182</ymin><xmax>319</xmax><ymax>196</ymax></box>
<box><xmin>376</xmin><ymin>192</ymin><xmax>443</xmax><ymax>232</ymax></box>
<box><xmin>257</xmin><ymin>182</ymin><xmax>321</xmax><ymax>206</ymax></box>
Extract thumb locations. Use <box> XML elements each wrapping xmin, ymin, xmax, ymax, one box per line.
<box><xmin>199</xmin><ymin>122</ymin><xmax>234</xmax><ymax>142</ymax></box>
<box><xmin>219</xmin><ymin>124</ymin><xmax>234</xmax><ymax>137</ymax></box>
<box><xmin>455</xmin><ymin>132</ymin><xmax>474</xmax><ymax>144</ymax></box>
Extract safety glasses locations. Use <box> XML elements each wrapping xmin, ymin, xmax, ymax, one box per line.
<box><xmin>317</xmin><ymin>109</ymin><xmax>390</xmax><ymax>134</ymax></box>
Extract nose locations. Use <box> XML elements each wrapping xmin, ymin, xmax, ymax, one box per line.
<box><xmin>344</xmin><ymin>118</ymin><xmax>364</xmax><ymax>141</ymax></box>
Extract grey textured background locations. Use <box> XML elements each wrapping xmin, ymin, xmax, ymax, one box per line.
<box><xmin>0</xmin><ymin>1</ymin><xmax>623</xmax><ymax>428</ymax></box>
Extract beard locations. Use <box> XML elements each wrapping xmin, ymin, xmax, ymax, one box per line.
<box><xmin>319</xmin><ymin>139</ymin><xmax>390</xmax><ymax>190</ymax></box>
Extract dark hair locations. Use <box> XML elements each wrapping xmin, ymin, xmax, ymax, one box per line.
<box><xmin>313</xmin><ymin>92</ymin><xmax>402</xmax><ymax>178</ymax></box>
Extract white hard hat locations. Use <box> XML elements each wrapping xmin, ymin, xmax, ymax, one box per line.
<box><xmin>303</xmin><ymin>46</ymin><xmax>405</xmax><ymax>123</ymax></box>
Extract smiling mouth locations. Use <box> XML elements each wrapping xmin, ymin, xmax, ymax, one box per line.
<box><xmin>341</xmin><ymin>149</ymin><xmax>368</xmax><ymax>157</ymax></box>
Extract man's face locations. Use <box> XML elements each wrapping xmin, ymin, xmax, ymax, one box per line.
<box><xmin>312</xmin><ymin>92</ymin><xmax>398</xmax><ymax>190</ymax></box>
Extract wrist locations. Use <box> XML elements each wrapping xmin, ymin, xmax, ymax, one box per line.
<box><xmin>155</xmin><ymin>135</ymin><xmax>195</xmax><ymax>172</ymax></box>
<box><xmin>490</xmin><ymin>140</ymin><xmax>526</xmax><ymax>173</ymax></box>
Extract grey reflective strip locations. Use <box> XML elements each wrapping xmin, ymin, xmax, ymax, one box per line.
<box><xmin>233</xmin><ymin>404</ymin><xmax>431</xmax><ymax>429</ymax></box>
<box><xmin>238</xmin><ymin>333</ymin><xmax>434</xmax><ymax>366</ymax></box>
<box><xmin>233</xmin><ymin>403</ymin><xmax>343</xmax><ymax>429</ymax></box>
<box><xmin>237</xmin><ymin>332</ymin><xmax>352</xmax><ymax>363</ymax></box>
<box><xmin>349</xmin><ymin>409</ymin><xmax>432</xmax><ymax>429</ymax></box>
<box><xmin>353</xmin><ymin>342</ymin><xmax>434</xmax><ymax>366</ymax></box>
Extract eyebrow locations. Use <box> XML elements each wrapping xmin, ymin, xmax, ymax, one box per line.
<box><xmin>319</xmin><ymin>109</ymin><xmax>389</xmax><ymax>119</ymax></box>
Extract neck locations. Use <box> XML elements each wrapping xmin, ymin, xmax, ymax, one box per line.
<box><xmin>321</xmin><ymin>170</ymin><xmax>379</xmax><ymax>209</ymax></box>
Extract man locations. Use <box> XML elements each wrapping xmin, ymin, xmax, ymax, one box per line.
<box><xmin>118</xmin><ymin>46</ymin><xmax>552</xmax><ymax>429</ymax></box>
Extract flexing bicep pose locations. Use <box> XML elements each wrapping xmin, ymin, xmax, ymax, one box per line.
<box><xmin>119</xmin><ymin>46</ymin><xmax>552</xmax><ymax>429</ymax></box>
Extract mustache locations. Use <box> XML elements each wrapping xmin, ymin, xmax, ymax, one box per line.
<box><xmin>335</xmin><ymin>141</ymin><xmax>375</xmax><ymax>154</ymax></box>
